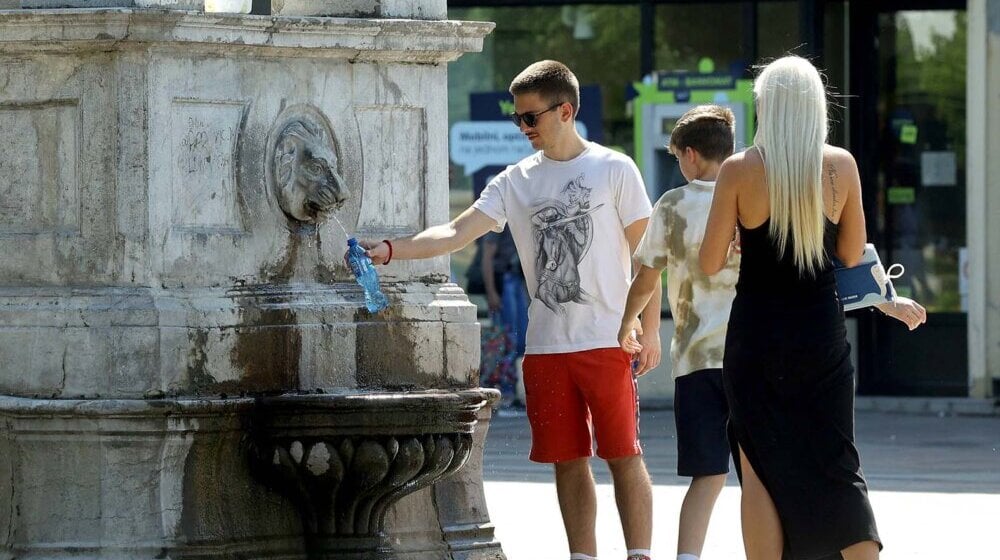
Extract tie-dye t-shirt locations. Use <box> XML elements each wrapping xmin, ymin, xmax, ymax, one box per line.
<box><xmin>634</xmin><ymin>180</ymin><xmax>740</xmax><ymax>378</ymax></box>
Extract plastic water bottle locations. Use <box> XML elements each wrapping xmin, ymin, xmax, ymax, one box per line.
<box><xmin>346</xmin><ymin>238</ymin><xmax>389</xmax><ymax>313</ymax></box>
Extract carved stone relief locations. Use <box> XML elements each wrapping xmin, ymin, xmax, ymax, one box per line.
<box><xmin>247</xmin><ymin>390</ymin><xmax>489</xmax><ymax>557</ymax></box>
<box><xmin>0</xmin><ymin>100</ymin><xmax>80</xmax><ymax>236</ymax></box>
<box><xmin>170</xmin><ymin>98</ymin><xmax>248</xmax><ymax>235</ymax></box>
<box><xmin>266</xmin><ymin>106</ymin><xmax>349</xmax><ymax>226</ymax></box>
<box><xmin>354</xmin><ymin>105</ymin><xmax>425</xmax><ymax>235</ymax></box>
<box><xmin>255</xmin><ymin>434</ymin><xmax>473</xmax><ymax>542</ymax></box>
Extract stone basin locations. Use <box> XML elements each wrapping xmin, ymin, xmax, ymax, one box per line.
<box><xmin>0</xmin><ymin>388</ymin><xmax>498</xmax><ymax>559</ymax></box>
<box><xmin>250</xmin><ymin>389</ymin><xmax>495</xmax><ymax>558</ymax></box>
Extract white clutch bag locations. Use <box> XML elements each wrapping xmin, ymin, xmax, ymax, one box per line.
<box><xmin>834</xmin><ymin>244</ymin><xmax>904</xmax><ymax>311</ymax></box>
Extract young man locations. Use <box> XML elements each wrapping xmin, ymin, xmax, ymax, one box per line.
<box><xmin>618</xmin><ymin>106</ymin><xmax>928</xmax><ymax>560</ymax></box>
<box><xmin>360</xmin><ymin>60</ymin><xmax>660</xmax><ymax>560</ymax></box>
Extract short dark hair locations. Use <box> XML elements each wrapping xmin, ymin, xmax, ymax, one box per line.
<box><xmin>509</xmin><ymin>60</ymin><xmax>580</xmax><ymax>116</ymax></box>
<box><xmin>669</xmin><ymin>105</ymin><xmax>736</xmax><ymax>162</ymax></box>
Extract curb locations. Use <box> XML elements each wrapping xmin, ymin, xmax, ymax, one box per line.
<box><xmin>854</xmin><ymin>396</ymin><xmax>999</xmax><ymax>417</ymax></box>
<box><xmin>639</xmin><ymin>396</ymin><xmax>1000</xmax><ymax>416</ymax></box>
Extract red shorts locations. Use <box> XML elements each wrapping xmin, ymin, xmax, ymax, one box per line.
<box><xmin>522</xmin><ymin>347</ymin><xmax>642</xmax><ymax>463</ymax></box>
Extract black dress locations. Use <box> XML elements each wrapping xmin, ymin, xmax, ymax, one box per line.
<box><xmin>724</xmin><ymin>217</ymin><xmax>881</xmax><ymax>560</ymax></box>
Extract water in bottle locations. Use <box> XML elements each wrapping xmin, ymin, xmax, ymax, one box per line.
<box><xmin>346</xmin><ymin>238</ymin><xmax>389</xmax><ymax>313</ymax></box>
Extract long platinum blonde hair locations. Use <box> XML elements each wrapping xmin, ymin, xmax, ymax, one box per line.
<box><xmin>754</xmin><ymin>56</ymin><xmax>828</xmax><ymax>277</ymax></box>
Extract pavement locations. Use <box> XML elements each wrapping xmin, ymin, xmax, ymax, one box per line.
<box><xmin>480</xmin><ymin>408</ymin><xmax>1000</xmax><ymax>559</ymax></box>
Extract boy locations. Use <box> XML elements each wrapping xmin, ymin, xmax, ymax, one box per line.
<box><xmin>619</xmin><ymin>105</ymin><xmax>739</xmax><ymax>560</ymax></box>
<box><xmin>618</xmin><ymin>106</ymin><xmax>926</xmax><ymax>560</ymax></box>
<box><xmin>361</xmin><ymin>60</ymin><xmax>659</xmax><ymax>560</ymax></box>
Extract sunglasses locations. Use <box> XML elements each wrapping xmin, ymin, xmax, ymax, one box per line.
<box><xmin>510</xmin><ymin>103</ymin><xmax>563</xmax><ymax>128</ymax></box>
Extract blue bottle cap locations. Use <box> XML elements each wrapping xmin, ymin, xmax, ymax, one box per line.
<box><xmin>347</xmin><ymin>237</ymin><xmax>357</xmax><ymax>247</ymax></box>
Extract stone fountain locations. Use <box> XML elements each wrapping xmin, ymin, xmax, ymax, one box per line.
<box><xmin>0</xmin><ymin>1</ymin><xmax>500</xmax><ymax>558</ymax></box>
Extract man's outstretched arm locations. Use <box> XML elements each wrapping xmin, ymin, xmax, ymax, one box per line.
<box><xmin>361</xmin><ymin>207</ymin><xmax>499</xmax><ymax>264</ymax></box>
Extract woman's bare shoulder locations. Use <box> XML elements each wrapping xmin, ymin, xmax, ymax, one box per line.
<box><xmin>823</xmin><ymin>144</ymin><xmax>857</xmax><ymax>167</ymax></box>
<box><xmin>728</xmin><ymin>146</ymin><xmax>762</xmax><ymax>165</ymax></box>
<box><xmin>722</xmin><ymin>147</ymin><xmax>764</xmax><ymax>176</ymax></box>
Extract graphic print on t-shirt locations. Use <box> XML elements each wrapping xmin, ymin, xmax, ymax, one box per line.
<box><xmin>530</xmin><ymin>173</ymin><xmax>604</xmax><ymax>314</ymax></box>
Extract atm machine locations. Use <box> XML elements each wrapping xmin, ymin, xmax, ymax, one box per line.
<box><xmin>632</xmin><ymin>69</ymin><xmax>755</xmax><ymax>202</ymax></box>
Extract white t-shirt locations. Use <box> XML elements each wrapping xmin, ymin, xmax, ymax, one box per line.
<box><xmin>634</xmin><ymin>180</ymin><xmax>740</xmax><ymax>378</ymax></box>
<box><xmin>473</xmin><ymin>142</ymin><xmax>652</xmax><ymax>355</ymax></box>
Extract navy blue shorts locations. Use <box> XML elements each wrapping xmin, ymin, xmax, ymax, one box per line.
<box><xmin>674</xmin><ymin>368</ymin><xmax>731</xmax><ymax>477</ymax></box>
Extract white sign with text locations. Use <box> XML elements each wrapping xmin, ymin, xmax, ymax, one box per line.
<box><xmin>450</xmin><ymin>121</ymin><xmax>588</xmax><ymax>176</ymax></box>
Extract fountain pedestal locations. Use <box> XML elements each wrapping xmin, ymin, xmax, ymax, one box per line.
<box><xmin>0</xmin><ymin>5</ymin><xmax>500</xmax><ymax>559</ymax></box>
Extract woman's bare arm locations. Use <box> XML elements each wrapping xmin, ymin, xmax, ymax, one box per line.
<box><xmin>700</xmin><ymin>157</ymin><xmax>742</xmax><ymax>275</ymax></box>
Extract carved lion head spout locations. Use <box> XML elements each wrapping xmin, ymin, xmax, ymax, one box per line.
<box><xmin>273</xmin><ymin>120</ymin><xmax>348</xmax><ymax>223</ymax></box>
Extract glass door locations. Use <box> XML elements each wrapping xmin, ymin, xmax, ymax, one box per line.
<box><xmin>855</xmin><ymin>4</ymin><xmax>969</xmax><ymax>396</ymax></box>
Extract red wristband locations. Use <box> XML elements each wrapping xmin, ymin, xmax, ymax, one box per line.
<box><xmin>382</xmin><ymin>239</ymin><xmax>393</xmax><ymax>265</ymax></box>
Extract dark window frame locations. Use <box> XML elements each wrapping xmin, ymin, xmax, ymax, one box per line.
<box><xmin>448</xmin><ymin>1</ymin><xmax>829</xmax><ymax>72</ymax></box>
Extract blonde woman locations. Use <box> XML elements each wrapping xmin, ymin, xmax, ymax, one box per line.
<box><xmin>700</xmin><ymin>56</ymin><xmax>882</xmax><ymax>560</ymax></box>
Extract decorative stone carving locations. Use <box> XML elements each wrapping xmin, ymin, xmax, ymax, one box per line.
<box><xmin>249</xmin><ymin>390</ymin><xmax>490</xmax><ymax>558</ymax></box>
<box><xmin>260</xmin><ymin>435</ymin><xmax>472</xmax><ymax>544</ymax></box>
<box><xmin>267</xmin><ymin>106</ymin><xmax>348</xmax><ymax>225</ymax></box>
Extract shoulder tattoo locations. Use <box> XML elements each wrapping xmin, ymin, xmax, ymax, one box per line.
<box><xmin>827</xmin><ymin>162</ymin><xmax>839</xmax><ymax>210</ymax></box>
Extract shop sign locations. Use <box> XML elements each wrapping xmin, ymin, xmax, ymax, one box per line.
<box><xmin>921</xmin><ymin>151</ymin><xmax>958</xmax><ymax>187</ymax></box>
<box><xmin>450</xmin><ymin>86</ymin><xmax>602</xmax><ymax>186</ymax></box>
<box><xmin>656</xmin><ymin>72</ymin><xmax>737</xmax><ymax>91</ymax></box>
<box><xmin>450</xmin><ymin>121</ymin><xmax>588</xmax><ymax>176</ymax></box>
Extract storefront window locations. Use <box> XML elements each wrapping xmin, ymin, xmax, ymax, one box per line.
<box><xmin>654</xmin><ymin>3</ymin><xmax>747</xmax><ymax>74</ymax></box>
<box><xmin>448</xmin><ymin>5</ymin><xmax>641</xmax><ymax>296</ymax></box>
<box><xmin>877</xmin><ymin>10</ymin><xmax>967</xmax><ymax>312</ymax></box>
<box><xmin>445</xmin><ymin>2</ymin><xmax>854</xmax><ymax>316</ymax></box>
<box><xmin>449</xmin><ymin>5</ymin><xmax>642</xmax><ymax>162</ymax></box>
<box><xmin>757</xmin><ymin>1</ymin><xmax>800</xmax><ymax>63</ymax></box>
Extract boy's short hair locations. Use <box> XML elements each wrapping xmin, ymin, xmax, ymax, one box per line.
<box><xmin>509</xmin><ymin>60</ymin><xmax>580</xmax><ymax>116</ymax></box>
<box><xmin>668</xmin><ymin>105</ymin><xmax>736</xmax><ymax>162</ymax></box>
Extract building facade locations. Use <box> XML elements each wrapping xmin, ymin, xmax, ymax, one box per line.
<box><xmin>446</xmin><ymin>0</ymin><xmax>999</xmax><ymax>401</ymax></box>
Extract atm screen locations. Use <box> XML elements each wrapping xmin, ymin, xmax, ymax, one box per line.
<box><xmin>661</xmin><ymin>117</ymin><xmax>679</xmax><ymax>137</ymax></box>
